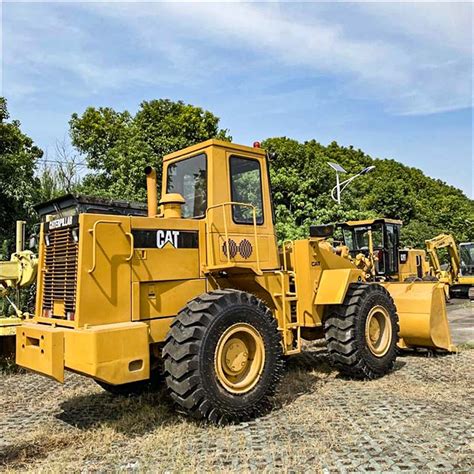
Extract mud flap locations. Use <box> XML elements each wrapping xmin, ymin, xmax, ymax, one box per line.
<box><xmin>382</xmin><ymin>282</ymin><xmax>456</xmax><ymax>352</ymax></box>
<box><xmin>16</xmin><ymin>323</ymin><xmax>65</xmax><ymax>382</ymax></box>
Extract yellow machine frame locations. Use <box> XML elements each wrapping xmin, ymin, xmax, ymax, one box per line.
<box><xmin>16</xmin><ymin>140</ymin><xmax>455</xmax><ymax>387</ymax></box>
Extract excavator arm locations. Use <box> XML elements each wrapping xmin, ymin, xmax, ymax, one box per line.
<box><xmin>425</xmin><ymin>234</ymin><xmax>460</xmax><ymax>285</ymax></box>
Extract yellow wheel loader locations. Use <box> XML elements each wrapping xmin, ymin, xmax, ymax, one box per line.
<box><xmin>16</xmin><ymin>140</ymin><xmax>455</xmax><ymax>423</ymax></box>
<box><xmin>336</xmin><ymin>219</ymin><xmax>433</xmax><ymax>282</ymax></box>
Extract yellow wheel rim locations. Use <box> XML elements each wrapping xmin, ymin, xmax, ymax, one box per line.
<box><xmin>214</xmin><ymin>323</ymin><xmax>265</xmax><ymax>394</ymax></box>
<box><xmin>365</xmin><ymin>306</ymin><xmax>392</xmax><ymax>357</ymax></box>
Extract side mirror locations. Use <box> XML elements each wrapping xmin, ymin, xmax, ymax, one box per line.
<box><xmin>29</xmin><ymin>235</ymin><xmax>37</xmax><ymax>249</ymax></box>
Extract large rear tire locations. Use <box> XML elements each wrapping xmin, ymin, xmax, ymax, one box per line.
<box><xmin>163</xmin><ymin>289</ymin><xmax>284</xmax><ymax>423</ymax></box>
<box><xmin>324</xmin><ymin>283</ymin><xmax>399</xmax><ymax>379</ymax></box>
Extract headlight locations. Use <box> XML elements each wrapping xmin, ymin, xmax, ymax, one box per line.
<box><xmin>71</xmin><ymin>227</ymin><xmax>79</xmax><ymax>243</ymax></box>
<box><xmin>44</xmin><ymin>234</ymin><xmax>51</xmax><ymax>246</ymax></box>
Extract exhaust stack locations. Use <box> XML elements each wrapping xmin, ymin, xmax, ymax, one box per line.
<box><xmin>145</xmin><ymin>166</ymin><xmax>158</xmax><ymax>217</ymax></box>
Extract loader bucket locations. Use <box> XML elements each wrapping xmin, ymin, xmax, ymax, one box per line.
<box><xmin>382</xmin><ymin>282</ymin><xmax>456</xmax><ymax>352</ymax></box>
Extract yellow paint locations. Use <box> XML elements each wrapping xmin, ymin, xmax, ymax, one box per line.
<box><xmin>382</xmin><ymin>282</ymin><xmax>455</xmax><ymax>351</ymax></box>
<box><xmin>399</xmin><ymin>249</ymin><xmax>430</xmax><ymax>281</ymax></box>
<box><xmin>315</xmin><ymin>269</ymin><xmax>363</xmax><ymax>305</ymax></box>
<box><xmin>16</xmin><ymin>323</ymin><xmax>64</xmax><ymax>382</ymax></box>
<box><xmin>136</xmin><ymin>279</ymin><xmax>206</xmax><ymax>320</ymax></box>
<box><xmin>64</xmin><ymin>322</ymin><xmax>149</xmax><ymax>384</ymax></box>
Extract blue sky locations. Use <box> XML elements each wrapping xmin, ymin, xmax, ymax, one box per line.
<box><xmin>2</xmin><ymin>1</ymin><xmax>473</xmax><ymax>196</ymax></box>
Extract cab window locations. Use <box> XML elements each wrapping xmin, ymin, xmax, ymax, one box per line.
<box><xmin>230</xmin><ymin>156</ymin><xmax>264</xmax><ymax>225</ymax></box>
<box><xmin>166</xmin><ymin>153</ymin><xmax>207</xmax><ymax>218</ymax></box>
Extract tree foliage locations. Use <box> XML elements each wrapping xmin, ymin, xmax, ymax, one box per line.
<box><xmin>1</xmin><ymin>95</ymin><xmax>471</xmax><ymax>256</ymax></box>
<box><xmin>70</xmin><ymin>99</ymin><xmax>231</xmax><ymax>202</ymax></box>
<box><xmin>0</xmin><ymin>97</ymin><xmax>42</xmax><ymax>252</ymax></box>
<box><xmin>264</xmin><ymin>137</ymin><xmax>473</xmax><ymax>247</ymax></box>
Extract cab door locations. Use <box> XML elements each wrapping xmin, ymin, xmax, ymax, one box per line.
<box><xmin>207</xmin><ymin>147</ymin><xmax>279</xmax><ymax>272</ymax></box>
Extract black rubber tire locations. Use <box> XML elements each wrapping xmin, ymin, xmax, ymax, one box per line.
<box><xmin>162</xmin><ymin>289</ymin><xmax>284</xmax><ymax>424</ymax></box>
<box><xmin>422</xmin><ymin>275</ymin><xmax>438</xmax><ymax>282</ymax></box>
<box><xmin>324</xmin><ymin>283</ymin><xmax>399</xmax><ymax>380</ymax></box>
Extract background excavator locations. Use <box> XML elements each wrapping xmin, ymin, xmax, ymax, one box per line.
<box><xmin>425</xmin><ymin>234</ymin><xmax>474</xmax><ymax>299</ymax></box>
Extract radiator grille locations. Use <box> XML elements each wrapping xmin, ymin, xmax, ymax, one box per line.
<box><xmin>42</xmin><ymin>227</ymin><xmax>79</xmax><ymax>317</ymax></box>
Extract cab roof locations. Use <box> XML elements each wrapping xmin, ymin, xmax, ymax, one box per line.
<box><xmin>338</xmin><ymin>218</ymin><xmax>403</xmax><ymax>228</ymax></box>
<box><xmin>163</xmin><ymin>139</ymin><xmax>266</xmax><ymax>162</ymax></box>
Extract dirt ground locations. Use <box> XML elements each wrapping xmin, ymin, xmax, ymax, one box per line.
<box><xmin>1</xmin><ymin>302</ymin><xmax>473</xmax><ymax>472</ymax></box>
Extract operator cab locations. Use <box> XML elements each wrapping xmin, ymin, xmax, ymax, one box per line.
<box><xmin>159</xmin><ymin>139</ymin><xmax>279</xmax><ymax>272</ymax></box>
<box><xmin>337</xmin><ymin>218</ymin><xmax>402</xmax><ymax>278</ymax></box>
<box><xmin>459</xmin><ymin>242</ymin><xmax>474</xmax><ymax>276</ymax></box>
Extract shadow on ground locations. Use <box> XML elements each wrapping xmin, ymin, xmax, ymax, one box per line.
<box><xmin>56</xmin><ymin>347</ymin><xmax>341</xmax><ymax>431</ymax></box>
<box><xmin>56</xmin><ymin>384</ymin><xmax>181</xmax><ymax>434</ymax></box>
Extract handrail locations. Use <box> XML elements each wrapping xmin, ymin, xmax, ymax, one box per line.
<box><xmin>205</xmin><ymin>202</ymin><xmax>261</xmax><ymax>274</ymax></box>
<box><xmin>125</xmin><ymin>232</ymin><xmax>134</xmax><ymax>261</ymax></box>
<box><xmin>88</xmin><ymin>220</ymin><xmax>121</xmax><ymax>274</ymax></box>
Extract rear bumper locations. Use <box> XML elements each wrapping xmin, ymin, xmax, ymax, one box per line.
<box><xmin>16</xmin><ymin>321</ymin><xmax>150</xmax><ymax>384</ymax></box>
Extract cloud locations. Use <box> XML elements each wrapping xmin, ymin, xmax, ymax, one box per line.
<box><xmin>86</xmin><ymin>1</ymin><xmax>472</xmax><ymax>116</ymax></box>
<box><xmin>2</xmin><ymin>1</ymin><xmax>472</xmax><ymax>116</ymax></box>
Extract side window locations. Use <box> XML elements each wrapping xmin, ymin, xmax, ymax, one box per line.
<box><xmin>230</xmin><ymin>156</ymin><xmax>264</xmax><ymax>225</ymax></box>
<box><xmin>166</xmin><ymin>153</ymin><xmax>207</xmax><ymax>218</ymax></box>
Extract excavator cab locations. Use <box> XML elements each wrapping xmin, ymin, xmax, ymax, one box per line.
<box><xmin>459</xmin><ymin>242</ymin><xmax>474</xmax><ymax>277</ymax></box>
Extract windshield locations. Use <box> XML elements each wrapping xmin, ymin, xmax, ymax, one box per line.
<box><xmin>343</xmin><ymin>225</ymin><xmax>383</xmax><ymax>251</ymax></box>
<box><xmin>459</xmin><ymin>243</ymin><xmax>474</xmax><ymax>276</ymax></box>
<box><xmin>166</xmin><ymin>154</ymin><xmax>207</xmax><ymax>218</ymax></box>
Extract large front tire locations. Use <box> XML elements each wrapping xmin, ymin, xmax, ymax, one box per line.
<box><xmin>162</xmin><ymin>290</ymin><xmax>284</xmax><ymax>423</ymax></box>
<box><xmin>324</xmin><ymin>283</ymin><xmax>399</xmax><ymax>379</ymax></box>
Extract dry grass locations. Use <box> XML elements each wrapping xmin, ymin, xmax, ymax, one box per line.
<box><xmin>1</xmin><ymin>346</ymin><xmax>472</xmax><ymax>472</ymax></box>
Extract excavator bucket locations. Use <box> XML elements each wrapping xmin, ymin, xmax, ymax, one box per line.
<box><xmin>382</xmin><ymin>281</ymin><xmax>456</xmax><ymax>352</ymax></box>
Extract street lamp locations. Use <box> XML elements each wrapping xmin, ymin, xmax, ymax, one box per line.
<box><xmin>328</xmin><ymin>162</ymin><xmax>375</xmax><ymax>204</ymax></box>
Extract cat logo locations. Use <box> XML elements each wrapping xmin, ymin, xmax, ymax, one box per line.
<box><xmin>132</xmin><ymin>229</ymin><xmax>198</xmax><ymax>249</ymax></box>
<box><xmin>157</xmin><ymin>230</ymin><xmax>180</xmax><ymax>249</ymax></box>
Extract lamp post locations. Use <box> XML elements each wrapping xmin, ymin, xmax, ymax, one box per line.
<box><xmin>328</xmin><ymin>162</ymin><xmax>375</xmax><ymax>204</ymax></box>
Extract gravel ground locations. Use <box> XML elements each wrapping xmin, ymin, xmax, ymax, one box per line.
<box><xmin>1</xmin><ymin>301</ymin><xmax>473</xmax><ymax>472</ymax></box>
<box><xmin>1</xmin><ymin>346</ymin><xmax>473</xmax><ymax>472</ymax></box>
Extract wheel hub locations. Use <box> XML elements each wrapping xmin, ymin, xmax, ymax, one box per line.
<box><xmin>215</xmin><ymin>323</ymin><xmax>265</xmax><ymax>394</ymax></box>
<box><xmin>222</xmin><ymin>338</ymin><xmax>249</xmax><ymax>375</ymax></box>
<box><xmin>365</xmin><ymin>306</ymin><xmax>392</xmax><ymax>357</ymax></box>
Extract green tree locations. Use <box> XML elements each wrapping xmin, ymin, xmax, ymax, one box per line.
<box><xmin>263</xmin><ymin>137</ymin><xmax>473</xmax><ymax>245</ymax></box>
<box><xmin>36</xmin><ymin>140</ymin><xmax>83</xmax><ymax>203</ymax></box>
<box><xmin>70</xmin><ymin>99</ymin><xmax>231</xmax><ymax>202</ymax></box>
<box><xmin>0</xmin><ymin>97</ymin><xmax>42</xmax><ymax>251</ymax></box>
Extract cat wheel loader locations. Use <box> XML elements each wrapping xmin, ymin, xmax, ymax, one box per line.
<box><xmin>16</xmin><ymin>140</ymin><xmax>455</xmax><ymax>423</ymax></box>
<box><xmin>336</xmin><ymin>218</ymin><xmax>435</xmax><ymax>282</ymax></box>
